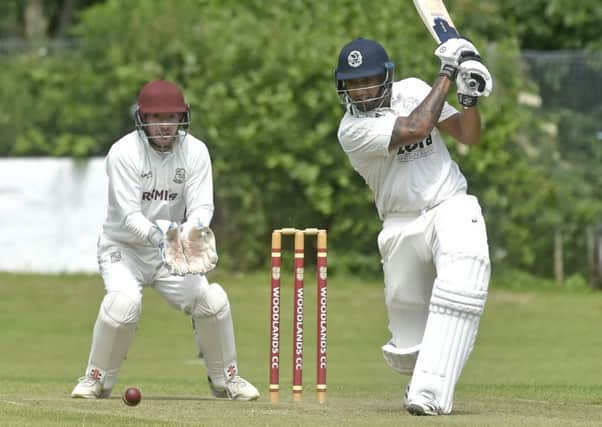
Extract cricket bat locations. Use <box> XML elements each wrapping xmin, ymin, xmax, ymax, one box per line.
<box><xmin>413</xmin><ymin>0</ymin><xmax>492</xmax><ymax>97</ymax></box>
<box><xmin>413</xmin><ymin>0</ymin><xmax>459</xmax><ymax>43</ymax></box>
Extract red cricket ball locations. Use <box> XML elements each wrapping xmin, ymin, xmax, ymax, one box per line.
<box><xmin>122</xmin><ymin>386</ymin><xmax>142</xmax><ymax>406</ymax></box>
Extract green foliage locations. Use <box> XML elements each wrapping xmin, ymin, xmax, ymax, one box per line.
<box><xmin>451</xmin><ymin>0</ymin><xmax>602</xmax><ymax>50</ymax></box>
<box><xmin>0</xmin><ymin>1</ymin><xmax>19</xmax><ymax>37</ymax></box>
<box><xmin>1</xmin><ymin>0</ymin><xmax>600</xmax><ymax>279</ymax></box>
<box><xmin>62</xmin><ymin>0</ymin><xmax>449</xmax><ymax>272</ymax></box>
<box><xmin>495</xmin><ymin>0</ymin><xmax>602</xmax><ymax>50</ymax></box>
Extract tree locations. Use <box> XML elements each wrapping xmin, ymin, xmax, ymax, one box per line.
<box><xmin>0</xmin><ymin>0</ymin><xmax>103</xmax><ymax>40</ymax></box>
<box><xmin>3</xmin><ymin>0</ymin><xmax>600</xmax><ymax>278</ymax></box>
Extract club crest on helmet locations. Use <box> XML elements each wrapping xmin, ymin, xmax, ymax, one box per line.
<box><xmin>348</xmin><ymin>50</ymin><xmax>363</xmax><ymax>67</ymax></box>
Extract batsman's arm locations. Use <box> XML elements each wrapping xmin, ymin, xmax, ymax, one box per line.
<box><xmin>437</xmin><ymin>105</ymin><xmax>482</xmax><ymax>145</ymax></box>
<box><xmin>388</xmin><ymin>75</ymin><xmax>452</xmax><ymax>152</ymax></box>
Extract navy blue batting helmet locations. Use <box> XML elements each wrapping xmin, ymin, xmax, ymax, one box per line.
<box><xmin>335</xmin><ymin>38</ymin><xmax>393</xmax><ymax>81</ymax></box>
<box><xmin>335</xmin><ymin>38</ymin><xmax>395</xmax><ymax>113</ymax></box>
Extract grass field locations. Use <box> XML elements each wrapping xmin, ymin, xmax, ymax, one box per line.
<box><xmin>1</xmin><ymin>269</ymin><xmax>602</xmax><ymax>426</ymax></box>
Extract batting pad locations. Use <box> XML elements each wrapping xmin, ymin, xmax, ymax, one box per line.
<box><xmin>87</xmin><ymin>292</ymin><xmax>141</xmax><ymax>392</ymax></box>
<box><xmin>409</xmin><ymin>253</ymin><xmax>489</xmax><ymax>414</ymax></box>
<box><xmin>192</xmin><ymin>283</ymin><xmax>238</xmax><ymax>389</ymax></box>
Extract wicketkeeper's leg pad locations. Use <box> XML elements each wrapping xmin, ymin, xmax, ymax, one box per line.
<box><xmin>191</xmin><ymin>283</ymin><xmax>238</xmax><ymax>389</ymax></box>
<box><xmin>87</xmin><ymin>292</ymin><xmax>141</xmax><ymax>393</ymax></box>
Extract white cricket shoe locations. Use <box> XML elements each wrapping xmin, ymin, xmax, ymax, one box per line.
<box><xmin>208</xmin><ymin>376</ymin><xmax>260</xmax><ymax>401</ymax></box>
<box><xmin>71</xmin><ymin>376</ymin><xmax>104</xmax><ymax>399</ymax></box>
<box><xmin>405</xmin><ymin>390</ymin><xmax>441</xmax><ymax>416</ymax></box>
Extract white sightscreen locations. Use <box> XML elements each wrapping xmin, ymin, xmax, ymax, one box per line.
<box><xmin>0</xmin><ymin>158</ymin><xmax>107</xmax><ymax>273</ymax></box>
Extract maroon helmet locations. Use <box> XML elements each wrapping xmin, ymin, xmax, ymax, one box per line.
<box><xmin>138</xmin><ymin>80</ymin><xmax>188</xmax><ymax>114</ymax></box>
<box><xmin>134</xmin><ymin>80</ymin><xmax>191</xmax><ymax>151</ymax></box>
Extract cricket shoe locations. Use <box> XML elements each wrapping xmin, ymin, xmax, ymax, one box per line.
<box><xmin>71</xmin><ymin>376</ymin><xmax>110</xmax><ymax>399</ymax></box>
<box><xmin>405</xmin><ymin>390</ymin><xmax>441</xmax><ymax>416</ymax></box>
<box><xmin>208</xmin><ymin>376</ymin><xmax>260</xmax><ymax>401</ymax></box>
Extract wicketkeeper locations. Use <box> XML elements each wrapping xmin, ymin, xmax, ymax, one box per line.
<box><xmin>334</xmin><ymin>38</ymin><xmax>492</xmax><ymax>415</ymax></box>
<box><xmin>71</xmin><ymin>80</ymin><xmax>260</xmax><ymax>401</ymax></box>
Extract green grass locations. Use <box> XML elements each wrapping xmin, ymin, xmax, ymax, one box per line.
<box><xmin>1</xmin><ymin>270</ymin><xmax>602</xmax><ymax>426</ymax></box>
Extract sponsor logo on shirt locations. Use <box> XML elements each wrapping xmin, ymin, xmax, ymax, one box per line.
<box><xmin>140</xmin><ymin>171</ymin><xmax>153</xmax><ymax>179</ymax></box>
<box><xmin>142</xmin><ymin>189</ymin><xmax>178</xmax><ymax>201</ymax></box>
<box><xmin>396</xmin><ymin>134</ymin><xmax>434</xmax><ymax>162</ymax></box>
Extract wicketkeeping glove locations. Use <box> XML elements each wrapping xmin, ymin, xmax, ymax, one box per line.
<box><xmin>150</xmin><ymin>221</ymin><xmax>189</xmax><ymax>275</ymax></box>
<box><xmin>162</xmin><ymin>222</ymin><xmax>190</xmax><ymax>275</ymax></box>
<box><xmin>180</xmin><ymin>221</ymin><xmax>218</xmax><ymax>274</ymax></box>
<box><xmin>456</xmin><ymin>56</ymin><xmax>493</xmax><ymax>107</ymax></box>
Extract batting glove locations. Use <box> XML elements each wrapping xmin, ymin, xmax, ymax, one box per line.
<box><xmin>435</xmin><ymin>37</ymin><xmax>479</xmax><ymax>80</ymax></box>
<box><xmin>456</xmin><ymin>56</ymin><xmax>493</xmax><ymax>107</ymax></box>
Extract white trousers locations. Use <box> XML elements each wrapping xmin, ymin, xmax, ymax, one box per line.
<box><xmin>378</xmin><ymin>193</ymin><xmax>490</xmax><ymax>413</ymax></box>
<box><xmin>97</xmin><ymin>238</ymin><xmax>209</xmax><ymax>313</ymax></box>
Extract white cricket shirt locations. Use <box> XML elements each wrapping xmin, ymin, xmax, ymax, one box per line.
<box><xmin>101</xmin><ymin>131</ymin><xmax>214</xmax><ymax>247</ymax></box>
<box><xmin>337</xmin><ymin>78</ymin><xmax>467</xmax><ymax>219</ymax></box>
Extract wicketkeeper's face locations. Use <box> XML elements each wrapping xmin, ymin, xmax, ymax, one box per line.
<box><xmin>142</xmin><ymin>112</ymin><xmax>184</xmax><ymax>151</ymax></box>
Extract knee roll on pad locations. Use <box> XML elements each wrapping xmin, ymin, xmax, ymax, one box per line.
<box><xmin>192</xmin><ymin>283</ymin><xmax>230</xmax><ymax>319</ymax></box>
<box><xmin>436</xmin><ymin>252</ymin><xmax>490</xmax><ymax>293</ymax></box>
<box><xmin>100</xmin><ymin>292</ymin><xmax>141</xmax><ymax>326</ymax></box>
<box><xmin>431</xmin><ymin>278</ymin><xmax>487</xmax><ymax>316</ymax></box>
<box><xmin>433</xmin><ymin>252</ymin><xmax>489</xmax><ymax>316</ymax></box>
<box><xmin>382</xmin><ymin>341</ymin><xmax>420</xmax><ymax>375</ymax></box>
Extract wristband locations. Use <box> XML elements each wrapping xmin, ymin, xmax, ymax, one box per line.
<box><xmin>148</xmin><ymin>225</ymin><xmax>164</xmax><ymax>247</ymax></box>
<box><xmin>439</xmin><ymin>64</ymin><xmax>458</xmax><ymax>81</ymax></box>
<box><xmin>458</xmin><ymin>93</ymin><xmax>478</xmax><ymax>107</ymax></box>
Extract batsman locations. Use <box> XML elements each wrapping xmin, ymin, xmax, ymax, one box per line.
<box><xmin>71</xmin><ymin>80</ymin><xmax>259</xmax><ymax>401</ymax></box>
<box><xmin>334</xmin><ymin>36</ymin><xmax>492</xmax><ymax>416</ymax></box>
